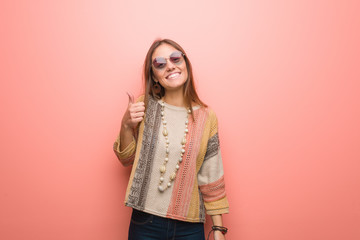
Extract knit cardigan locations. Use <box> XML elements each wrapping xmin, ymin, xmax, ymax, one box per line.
<box><xmin>113</xmin><ymin>96</ymin><xmax>229</xmax><ymax>223</ymax></box>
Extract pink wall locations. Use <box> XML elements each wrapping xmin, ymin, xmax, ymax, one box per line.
<box><xmin>1</xmin><ymin>0</ymin><xmax>359</xmax><ymax>239</ymax></box>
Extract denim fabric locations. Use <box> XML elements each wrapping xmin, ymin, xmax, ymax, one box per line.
<box><xmin>128</xmin><ymin>209</ymin><xmax>205</xmax><ymax>240</ymax></box>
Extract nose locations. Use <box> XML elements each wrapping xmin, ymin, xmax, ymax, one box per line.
<box><xmin>166</xmin><ymin>60</ymin><xmax>176</xmax><ymax>71</ymax></box>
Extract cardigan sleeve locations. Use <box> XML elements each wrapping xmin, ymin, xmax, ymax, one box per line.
<box><xmin>113</xmin><ymin>95</ymin><xmax>144</xmax><ymax>166</ymax></box>
<box><xmin>113</xmin><ymin>135</ymin><xmax>136</xmax><ymax>166</ymax></box>
<box><xmin>198</xmin><ymin>111</ymin><xmax>229</xmax><ymax>215</ymax></box>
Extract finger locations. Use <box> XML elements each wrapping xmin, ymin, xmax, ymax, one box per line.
<box><xmin>132</xmin><ymin>102</ymin><xmax>145</xmax><ymax>109</ymax></box>
<box><xmin>131</xmin><ymin>102</ymin><xmax>145</xmax><ymax>108</ymax></box>
<box><xmin>126</xmin><ymin>92</ymin><xmax>134</xmax><ymax>104</ymax></box>
<box><xmin>131</xmin><ymin>111</ymin><xmax>145</xmax><ymax>118</ymax></box>
<box><xmin>135</xmin><ymin>101</ymin><xmax>145</xmax><ymax>105</ymax></box>
<box><xmin>131</xmin><ymin>105</ymin><xmax>145</xmax><ymax>113</ymax></box>
<box><xmin>132</xmin><ymin>117</ymin><xmax>143</xmax><ymax>123</ymax></box>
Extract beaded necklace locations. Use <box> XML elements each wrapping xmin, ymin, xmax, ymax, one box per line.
<box><xmin>158</xmin><ymin>101</ymin><xmax>191</xmax><ymax>192</ymax></box>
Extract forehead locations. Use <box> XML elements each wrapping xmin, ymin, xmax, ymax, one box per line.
<box><xmin>152</xmin><ymin>44</ymin><xmax>178</xmax><ymax>60</ymax></box>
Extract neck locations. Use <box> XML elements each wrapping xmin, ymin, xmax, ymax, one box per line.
<box><xmin>163</xmin><ymin>89</ymin><xmax>186</xmax><ymax>107</ymax></box>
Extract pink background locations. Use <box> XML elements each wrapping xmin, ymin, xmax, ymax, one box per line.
<box><xmin>1</xmin><ymin>0</ymin><xmax>360</xmax><ymax>239</ymax></box>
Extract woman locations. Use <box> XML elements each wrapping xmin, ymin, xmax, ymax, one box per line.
<box><xmin>113</xmin><ymin>39</ymin><xmax>229</xmax><ymax>240</ymax></box>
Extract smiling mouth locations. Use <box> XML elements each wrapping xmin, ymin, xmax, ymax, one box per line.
<box><xmin>166</xmin><ymin>72</ymin><xmax>181</xmax><ymax>79</ymax></box>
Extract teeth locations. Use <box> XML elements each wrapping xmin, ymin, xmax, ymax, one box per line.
<box><xmin>167</xmin><ymin>73</ymin><xmax>180</xmax><ymax>79</ymax></box>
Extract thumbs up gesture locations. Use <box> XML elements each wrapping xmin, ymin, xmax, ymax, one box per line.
<box><xmin>121</xmin><ymin>92</ymin><xmax>145</xmax><ymax>130</ymax></box>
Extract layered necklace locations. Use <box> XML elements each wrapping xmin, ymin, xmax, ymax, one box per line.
<box><xmin>158</xmin><ymin>101</ymin><xmax>191</xmax><ymax>192</ymax></box>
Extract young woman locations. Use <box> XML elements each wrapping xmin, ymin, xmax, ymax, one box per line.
<box><xmin>113</xmin><ymin>39</ymin><xmax>229</xmax><ymax>240</ymax></box>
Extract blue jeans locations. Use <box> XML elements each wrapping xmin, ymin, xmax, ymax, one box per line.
<box><xmin>128</xmin><ymin>209</ymin><xmax>205</xmax><ymax>240</ymax></box>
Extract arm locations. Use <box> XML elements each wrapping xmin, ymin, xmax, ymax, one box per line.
<box><xmin>199</xmin><ymin>111</ymin><xmax>229</xmax><ymax>239</ymax></box>
<box><xmin>211</xmin><ymin>214</ymin><xmax>226</xmax><ymax>240</ymax></box>
<box><xmin>113</xmin><ymin>93</ymin><xmax>145</xmax><ymax>166</ymax></box>
<box><xmin>211</xmin><ymin>214</ymin><xmax>223</xmax><ymax>226</ymax></box>
<box><xmin>119</xmin><ymin>93</ymin><xmax>144</xmax><ymax>151</ymax></box>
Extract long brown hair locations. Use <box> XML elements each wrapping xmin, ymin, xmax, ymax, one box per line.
<box><xmin>143</xmin><ymin>39</ymin><xmax>207</xmax><ymax>116</ymax></box>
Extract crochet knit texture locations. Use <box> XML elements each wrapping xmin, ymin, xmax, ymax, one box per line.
<box><xmin>113</xmin><ymin>96</ymin><xmax>229</xmax><ymax>223</ymax></box>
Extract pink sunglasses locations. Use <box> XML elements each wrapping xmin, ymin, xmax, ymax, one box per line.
<box><xmin>152</xmin><ymin>51</ymin><xmax>185</xmax><ymax>69</ymax></box>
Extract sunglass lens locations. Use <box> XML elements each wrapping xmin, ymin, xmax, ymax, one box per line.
<box><xmin>170</xmin><ymin>52</ymin><xmax>183</xmax><ymax>63</ymax></box>
<box><xmin>153</xmin><ymin>57</ymin><xmax>167</xmax><ymax>69</ymax></box>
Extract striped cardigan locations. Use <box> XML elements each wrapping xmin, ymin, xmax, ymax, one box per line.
<box><xmin>113</xmin><ymin>96</ymin><xmax>229</xmax><ymax>222</ymax></box>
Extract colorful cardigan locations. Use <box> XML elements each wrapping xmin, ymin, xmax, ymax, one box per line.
<box><xmin>113</xmin><ymin>96</ymin><xmax>229</xmax><ymax>223</ymax></box>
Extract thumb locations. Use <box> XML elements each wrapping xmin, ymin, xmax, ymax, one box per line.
<box><xmin>126</xmin><ymin>92</ymin><xmax>135</xmax><ymax>105</ymax></box>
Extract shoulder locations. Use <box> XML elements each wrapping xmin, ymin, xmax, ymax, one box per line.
<box><xmin>196</xmin><ymin>106</ymin><xmax>218</xmax><ymax>129</ymax></box>
<box><xmin>201</xmin><ymin>107</ymin><xmax>219</xmax><ymax>136</ymax></box>
<box><xmin>203</xmin><ymin>107</ymin><xmax>218</xmax><ymax>123</ymax></box>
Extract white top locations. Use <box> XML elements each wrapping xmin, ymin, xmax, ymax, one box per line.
<box><xmin>143</xmin><ymin>101</ymin><xmax>199</xmax><ymax>216</ymax></box>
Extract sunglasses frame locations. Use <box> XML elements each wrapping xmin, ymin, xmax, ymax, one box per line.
<box><xmin>152</xmin><ymin>51</ymin><xmax>185</xmax><ymax>70</ymax></box>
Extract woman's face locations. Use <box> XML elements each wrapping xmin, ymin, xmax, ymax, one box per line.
<box><xmin>151</xmin><ymin>43</ymin><xmax>188</xmax><ymax>93</ymax></box>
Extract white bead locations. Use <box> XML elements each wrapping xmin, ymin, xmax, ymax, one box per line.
<box><xmin>163</xmin><ymin>128</ymin><xmax>168</xmax><ymax>136</ymax></box>
<box><xmin>158</xmin><ymin>100</ymin><xmax>193</xmax><ymax>193</ymax></box>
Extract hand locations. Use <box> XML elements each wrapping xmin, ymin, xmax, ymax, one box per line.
<box><xmin>214</xmin><ymin>230</ymin><xmax>226</xmax><ymax>240</ymax></box>
<box><xmin>121</xmin><ymin>92</ymin><xmax>145</xmax><ymax>130</ymax></box>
